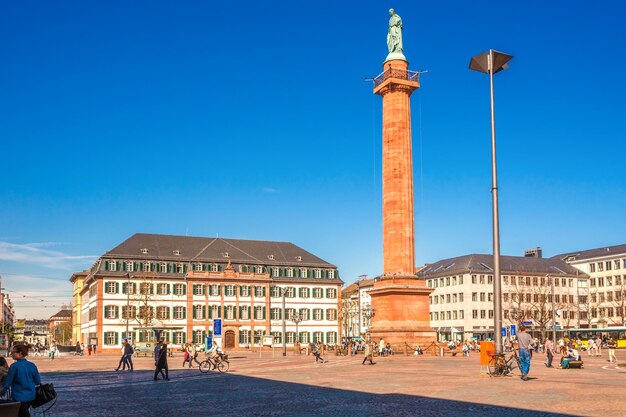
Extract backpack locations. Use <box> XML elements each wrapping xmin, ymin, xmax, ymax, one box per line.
<box><xmin>128</xmin><ymin>345</ymin><xmax>134</xmax><ymax>354</ymax></box>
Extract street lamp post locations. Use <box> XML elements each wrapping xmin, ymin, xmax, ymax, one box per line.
<box><xmin>361</xmin><ymin>305</ymin><xmax>375</xmax><ymax>342</ymax></box>
<box><xmin>548</xmin><ymin>275</ymin><xmax>557</xmax><ymax>345</ymax></box>
<box><xmin>126</xmin><ymin>273</ymin><xmax>132</xmax><ymax>340</ymax></box>
<box><xmin>270</xmin><ymin>284</ymin><xmax>287</xmax><ymax>357</ymax></box>
<box><xmin>469</xmin><ymin>49</ymin><xmax>513</xmax><ymax>355</ymax></box>
<box><xmin>291</xmin><ymin>311</ymin><xmax>303</xmax><ymax>352</ymax></box>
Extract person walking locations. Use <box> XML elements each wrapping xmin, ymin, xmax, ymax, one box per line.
<box><xmin>595</xmin><ymin>335</ymin><xmax>602</xmax><ymax>357</ymax></box>
<box><xmin>313</xmin><ymin>341</ymin><xmax>325</xmax><ymax>363</ymax></box>
<box><xmin>362</xmin><ymin>342</ymin><xmax>375</xmax><ymax>365</ymax></box>
<box><xmin>587</xmin><ymin>337</ymin><xmax>596</xmax><ymax>356</ymax></box>
<box><xmin>607</xmin><ymin>337</ymin><xmax>617</xmax><ymax>363</ymax></box>
<box><xmin>122</xmin><ymin>339</ymin><xmax>134</xmax><ymax>371</ymax></box>
<box><xmin>1</xmin><ymin>344</ymin><xmax>42</xmax><ymax>417</ymax></box>
<box><xmin>115</xmin><ymin>340</ymin><xmax>127</xmax><ymax>371</ymax></box>
<box><xmin>154</xmin><ymin>343</ymin><xmax>169</xmax><ymax>381</ymax></box>
<box><xmin>517</xmin><ymin>324</ymin><xmax>533</xmax><ymax>381</ymax></box>
<box><xmin>189</xmin><ymin>344</ymin><xmax>201</xmax><ymax>368</ymax></box>
<box><xmin>49</xmin><ymin>343</ymin><xmax>57</xmax><ymax>360</ymax></box>
<box><xmin>544</xmin><ymin>338</ymin><xmax>555</xmax><ymax>368</ymax></box>
<box><xmin>182</xmin><ymin>343</ymin><xmax>190</xmax><ymax>368</ymax></box>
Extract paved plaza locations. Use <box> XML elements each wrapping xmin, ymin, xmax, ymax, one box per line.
<box><xmin>23</xmin><ymin>349</ymin><xmax>626</xmax><ymax>417</ymax></box>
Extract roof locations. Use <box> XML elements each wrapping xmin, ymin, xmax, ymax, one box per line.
<box><xmin>49</xmin><ymin>309</ymin><xmax>72</xmax><ymax>319</ymax></box>
<box><xmin>342</xmin><ymin>278</ymin><xmax>375</xmax><ymax>296</ymax></box>
<box><xmin>105</xmin><ymin>233</ymin><xmax>336</xmax><ymax>268</ymax></box>
<box><xmin>551</xmin><ymin>243</ymin><xmax>626</xmax><ymax>262</ymax></box>
<box><xmin>418</xmin><ymin>254</ymin><xmax>586</xmax><ymax>279</ymax></box>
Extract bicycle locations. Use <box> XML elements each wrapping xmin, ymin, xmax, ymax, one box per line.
<box><xmin>199</xmin><ymin>352</ymin><xmax>229</xmax><ymax>373</ymax></box>
<box><xmin>487</xmin><ymin>349</ymin><xmax>521</xmax><ymax>376</ymax></box>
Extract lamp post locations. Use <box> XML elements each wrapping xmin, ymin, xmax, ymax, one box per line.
<box><xmin>548</xmin><ymin>274</ymin><xmax>557</xmax><ymax>345</ymax></box>
<box><xmin>270</xmin><ymin>284</ymin><xmax>287</xmax><ymax>357</ymax></box>
<box><xmin>291</xmin><ymin>311</ymin><xmax>303</xmax><ymax>352</ymax></box>
<box><xmin>469</xmin><ymin>49</ymin><xmax>513</xmax><ymax>355</ymax></box>
<box><xmin>125</xmin><ymin>273</ymin><xmax>132</xmax><ymax>340</ymax></box>
<box><xmin>361</xmin><ymin>305</ymin><xmax>375</xmax><ymax>342</ymax></box>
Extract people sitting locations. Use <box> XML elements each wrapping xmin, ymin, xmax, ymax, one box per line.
<box><xmin>414</xmin><ymin>345</ymin><xmax>423</xmax><ymax>355</ymax></box>
<box><xmin>560</xmin><ymin>347</ymin><xmax>581</xmax><ymax>369</ymax></box>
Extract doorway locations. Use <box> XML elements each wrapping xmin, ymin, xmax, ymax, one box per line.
<box><xmin>225</xmin><ymin>330</ymin><xmax>236</xmax><ymax>349</ymax></box>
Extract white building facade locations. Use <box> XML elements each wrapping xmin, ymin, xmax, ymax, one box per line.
<box><xmin>341</xmin><ymin>278</ymin><xmax>374</xmax><ymax>338</ymax></box>
<box><xmin>76</xmin><ymin>233</ymin><xmax>342</xmax><ymax>352</ymax></box>
<box><xmin>420</xmin><ymin>253</ymin><xmax>588</xmax><ymax>341</ymax></box>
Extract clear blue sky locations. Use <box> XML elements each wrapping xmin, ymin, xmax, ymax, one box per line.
<box><xmin>1</xmin><ymin>1</ymin><xmax>625</xmax><ymax>319</ymax></box>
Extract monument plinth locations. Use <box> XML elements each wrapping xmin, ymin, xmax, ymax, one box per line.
<box><xmin>368</xmin><ymin>10</ymin><xmax>436</xmax><ymax>348</ymax></box>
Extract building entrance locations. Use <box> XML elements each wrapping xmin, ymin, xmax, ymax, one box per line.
<box><xmin>224</xmin><ymin>330</ymin><xmax>236</xmax><ymax>349</ymax></box>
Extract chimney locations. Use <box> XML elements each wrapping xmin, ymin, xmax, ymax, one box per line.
<box><xmin>524</xmin><ymin>247</ymin><xmax>542</xmax><ymax>258</ymax></box>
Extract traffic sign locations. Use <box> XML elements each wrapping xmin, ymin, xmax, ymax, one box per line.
<box><xmin>501</xmin><ymin>327</ymin><xmax>507</xmax><ymax>337</ymax></box>
<box><xmin>213</xmin><ymin>319</ymin><xmax>222</xmax><ymax>336</ymax></box>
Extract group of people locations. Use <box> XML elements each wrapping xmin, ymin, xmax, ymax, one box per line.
<box><xmin>114</xmin><ymin>339</ymin><xmax>134</xmax><ymax>371</ymax></box>
<box><xmin>0</xmin><ymin>344</ymin><xmax>43</xmax><ymax>417</ymax></box>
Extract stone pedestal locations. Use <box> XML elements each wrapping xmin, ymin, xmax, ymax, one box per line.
<box><xmin>369</xmin><ymin>276</ymin><xmax>436</xmax><ymax>349</ymax></box>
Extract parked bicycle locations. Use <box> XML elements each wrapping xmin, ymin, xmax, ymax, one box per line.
<box><xmin>487</xmin><ymin>349</ymin><xmax>521</xmax><ymax>377</ymax></box>
<box><xmin>199</xmin><ymin>352</ymin><xmax>230</xmax><ymax>373</ymax></box>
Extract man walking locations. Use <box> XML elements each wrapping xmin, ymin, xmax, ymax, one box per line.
<box><xmin>362</xmin><ymin>342</ymin><xmax>375</xmax><ymax>365</ymax></box>
<box><xmin>517</xmin><ymin>324</ymin><xmax>533</xmax><ymax>380</ymax></box>
<box><xmin>122</xmin><ymin>339</ymin><xmax>134</xmax><ymax>371</ymax></box>
<box><xmin>607</xmin><ymin>337</ymin><xmax>617</xmax><ymax>363</ymax></box>
<box><xmin>544</xmin><ymin>337</ymin><xmax>555</xmax><ymax>368</ymax></box>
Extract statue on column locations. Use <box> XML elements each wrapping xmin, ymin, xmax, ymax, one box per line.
<box><xmin>386</xmin><ymin>8</ymin><xmax>406</xmax><ymax>61</ymax></box>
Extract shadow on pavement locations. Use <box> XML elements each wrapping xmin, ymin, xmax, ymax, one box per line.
<box><xmin>43</xmin><ymin>370</ymin><xmax>578</xmax><ymax>417</ymax></box>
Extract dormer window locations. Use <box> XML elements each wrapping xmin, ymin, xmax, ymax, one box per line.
<box><xmin>223</xmin><ymin>252</ymin><xmax>230</xmax><ymax>258</ymax></box>
<box><xmin>141</xmin><ymin>248</ymin><xmax>149</xmax><ymax>254</ymax></box>
<box><xmin>173</xmin><ymin>250</ymin><xmax>181</xmax><ymax>256</ymax></box>
<box><xmin>296</xmin><ymin>256</ymin><xmax>302</xmax><ymax>261</ymax></box>
<box><xmin>268</xmin><ymin>254</ymin><xmax>274</xmax><ymax>260</ymax></box>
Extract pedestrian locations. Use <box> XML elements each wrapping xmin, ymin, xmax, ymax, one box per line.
<box><xmin>313</xmin><ymin>341</ymin><xmax>325</xmax><ymax>363</ymax></box>
<box><xmin>154</xmin><ymin>342</ymin><xmax>169</xmax><ymax>381</ymax></box>
<box><xmin>188</xmin><ymin>344</ymin><xmax>201</xmax><ymax>368</ymax></box>
<box><xmin>75</xmin><ymin>341</ymin><xmax>82</xmax><ymax>356</ymax></box>
<box><xmin>607</xmin><ymin>337</ymin><xmax>617</xmax><ymax>363</ymax></box>
<box><xmin>115</xmin><ymin>340</ymin><xmax>127</xmax><ymax>371</ymax></box>
<box><xmin>122</xmin><ymin>339</ymin><xmax>134</xmax><ymax>371</ymax></box>
<box><xmin>87</xmin><ymin>345</ymin><xmax>92</xmax><ymax>356</ymax></box>
<box><xmin>587</xmin><ymin>337</ymin><xmax>595</xmax><ymax>356</ymax></box>
<box><xmin>182</xmin><ymin>343</ymin><xmax>190</xmax><ymax>367</ymax></box>
<box><xmin>49</xmin><ymin>342</ymin><xmax>57</xmax><ymax>360</ymax></box>
<box><xmin>1</xmin><ymin>344</ymin><xmax>42</xmax><ymax>417</ymax></box>
<box><xmin>517</xmin><ymin>324</ymin><xmax>533</xmax><ymax>381</ymax></box>
<box><xmin>595</xmin><ymin>335</ymin><xmax>602</xmax><ymax>357</ymax></box>
<box><xmin>0</xmin><ymin>356</ymin><xmax>9</xmax><ymax>396</ymax></box>
<box><xmin>362</xmin><ymin>342</ymin><xmax>375</xmax><ymax>365</ymax></box>
<box><xmin>544</xmin><ymin>338</ymin><xmax>555</xmax><ymax>368</ymax></box>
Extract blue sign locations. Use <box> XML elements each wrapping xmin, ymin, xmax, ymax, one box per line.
<box><xmin>213</xmin><ymin>319</ymin><xmax>222</xmax><ymax>336</ymax></box>
<box><xmin>502</xmin><ymin>327</ymin><xmax>507</xmax><ymax>337</ymax></box>
<box><xmin>510</xmin><ymin>324</ymin><xmax>517</xmax><ymax>336</ymax></box>
<box><xmin>205</xmin><ymin>336</ymin><xmax>212</xmax><ymax>351</ymax></box>
<box><xmin>523</xmin><ymin>321</ymin><xmax>533</xmax><ymax>326</ymax></box>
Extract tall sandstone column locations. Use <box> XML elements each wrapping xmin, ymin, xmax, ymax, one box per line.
<box><xmin>368</xmin><ymin>58</ymin><xmax>436</xmax><ymax>349</ymax></box>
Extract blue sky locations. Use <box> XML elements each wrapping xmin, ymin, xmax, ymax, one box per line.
<box><xmin>1</xmin><ymin>1</ymin><xmax>625</xmax><ymax>319</ymax></box>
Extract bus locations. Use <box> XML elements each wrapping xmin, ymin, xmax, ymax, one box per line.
<box><xmin>567</xmin><ymin>327</ymin><xmax>626</xmax><ymax>349</ymax></box>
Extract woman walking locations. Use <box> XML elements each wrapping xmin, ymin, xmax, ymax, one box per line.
<box><xmin>1</xmin><ymin>344</ymin><xmax>42</xmax><ymax>417</ymax></box>
<box><xmin>154</xmin><ymin>343</ymin><xmax>169</xmax><ymax>381</ymax></box>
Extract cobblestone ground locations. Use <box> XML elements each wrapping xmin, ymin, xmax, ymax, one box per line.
<box><xmin>23</xmin><ymin>349</ymin><xmax>626</xmax><ymax>417</ymax></box>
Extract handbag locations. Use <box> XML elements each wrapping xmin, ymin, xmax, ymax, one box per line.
<box><xmin>32</xmin><ymin>383</ymin><xmax>57</xmax><ymax>409</ymax></box>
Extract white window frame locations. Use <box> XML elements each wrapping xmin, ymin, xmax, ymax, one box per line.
<box><xmin>287</xmin><ymin>268</ymin><xmax>294</xmax><ymax>277</ymax></box>
<box><xmin>194</xmin><ymin>305</ymin><xmax>204</xmax><ymax>319</ymax></box>
<box><xmin>313</xmin><ymin>308</ymin><xmax>323</xmax><ymax>320</ymax></box>
<box><xmin>105</xmin><ymin>282</ymin><xmax>117</xmax><ymax>294</ymax></box>
<box><xmin>255</xmin><ymin>266</ymin><xmax>263</xmax><ymax>274</ymax></box>
<box><xmin>160</xmin><ymin>263</ymin><xmax>167</xmax><ymax>273</ymax></box>
<box><xmin>255</xmin><ymin>306</ymin><xmax>264</xmax><ymax>320</ymax></box>
<box><xmin>174</xmin><ymin>306</ymin><xmax>186</xmax><ymax>319</ymax></box>
<box><xmin>225</xmin><ymin>305</ymin><xmax>235</xmax><ymax>320</ymax></box>
<box><xmin>143</xmin><ymin>262</ymin><xmax>151</xmax><ymax>272</ymax></box>
<box><xmin>195</xmin><ymin>263</ymin><xmax>203</xmax><ymax>272</ymax></box>
<box><xmin>328</xmin><ymin>270</ymin><xmax>335</xmax><ymax>279</ymax></box>
<box><xmin>174</xmin><ymin>284</ymin><xmax>185</xmax><ymax>296</ymax></box>
<box><xmin>177</xmin><ymin>263</ymin><xmax>184</xmax><ymax>273</ymax></box>
<box><xmin>301</xmin><ymin>269</ymin><xmax>308</xmax><ymax>278</ymax></box>
<box><xmin>126</xmin><ymin>262</ymin><xmax>134</xmax><ymax>272</ymax></box>
<box><xmin>314</xmin><ymin>269</ymin><xmax>321</xmax><ymax>279</ymax></box>
<box><xmin>225</xmin><ymin>285</ymin><xmax>235</xmax><ymax>297</ymax></box>
<box><xmin>157</xmin><ymin>306</ymin><xmax>169</xmax><ymax>320</ymax></box>
<box><xmin>104</xmin><ymin>331</ymin><xmax>117</xmax><ymax>345</ymax></box>
<box><xmin>157</xmin><ymin>283</ymin><xmax>169</xmax><ymax>295</ymax></box>
<box><xmin>109</xmin><ymin>261</ymin><xmax>117</xmax><ymax>271</ymax></box>
<box><xmin>240</xmin><ymin>306</ymin><xmax>250</xmax><ymax>320</ymax></box>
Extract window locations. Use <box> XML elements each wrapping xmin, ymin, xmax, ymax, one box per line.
<box><xmin>314</xmin><ymin>270</ymin><xmax>321</xmax><ymax>279</ymax></box>
<box><xmin>299</xmin><ymin>288</ymin><xmax>310</xmax><ymax>298</ymax></box>
<box><xmin>174</xmin><ymin>306</ymin><xmax>186</xmax><ymax>319</ymax></box>
<box><xmin>598</xmin><ymin>262</ymin><xmax>604</xmax><ymax>272</ymax></box>
<box><xmin>240</xmin><ymin>286</ymin><xmax>250</xmax><ymax>297</ymax></box>
<box><xmin>327</xmin><ymin>332</ymin><xmax>337</xmax><ymax>344</ymax></box>
<box><xmin>452</xmin><ymin>276</ymin><xmax>457</xmax><ymax>285</ymax></box>
<box><xmin>271</xmin><ymin>308</ymin><xmax>281</xmax><ymax>320</ymax></box>
<box><xmin>446</xmin><ymin>311</ymin><xmax>451</xmax><ymax>320</ymax></box>
<box><xmin>459</xmin><ymin>293</ymin><xmax>464</xmax><ymax>302</ymax></box>
<box><xmin>472</xmin><ymin>310</ymin><xmax>478</xmax><ymax>319</ymax></box>
<box><xmin>328</xmin><ymin>270</ymin><xmax>335</xmax><ymax>279</ymax></box>
<box><xmin>488</xmin><ymin>293</ymin><xmax>493</xmax><ymax>302</ymax></box>
<box><xmin>254</xmin><ymin>286</ymin><xmax>265</xmax><ymax>297</ymax></box>
<box><xmin>453</xmin><ymin>294</ymin><xmax>458</xmax><ymax>303</ymax></box>
<box><xmin>326</xmin><ymin>309</ymin><xmax>337</xmax><ymax>320</ymax></box>
<box><xmin>606</xmin><ymin>261</ymin><xmax>612</xmax><ymax>271</ymax></box>
<box><xmin>209</xmin><ymin>305</ymin><xmax>220</xmax><ymax>318</ymax></box>
<box><xmin>143</xmin><ymin>262</ymin><xmax>151</xmax><ymax>272</ymax></box>
<box><xmin>104</xmin><ymin>331</ymin><xmax>118</xmax><ymax>345</ymax></box>
<box><xmin>480</xmin><ymin>293</ymin><xmax>485</xmax><ymax>302</ymax></box>
<box><xmin>240</xmin><ymin>306</ymin><xmax>250</xmax><ymax>320</ymax></box>
<box><xmin>285</xmin><ymin>287</ymin><xmax>296</xmax><ymax>298</ymax></box>
<box><xmin>193</xmin><ymin>305</ymin><xmax>205</xmax><ymax>319</ymax></box>
<box><xmin>255</xmin><ymin>266</ymin><xmax>263</xmax><ymax>274</ymax></box>
<box><xmin>313</xmin><ymin>288</ymin><xmax>323</xmax><ymax>298</ymax></box>
<box><xmin>210</xmin><ymin>285</ymin><xmax>220</xmax><ymax>296</ymax></box>
<box><xmin>472</xmin><ymin>275</ymin><xmax>477</xmax><ymax>284</ymax></box>
<box><xmin>174</xmin><ymin>332</ymin><xmax>184</xmax><ymax>344</ymax></box>
<box><xmin>313</xmin><ymin>331</ymin><xmax>324</xmax><ymax>343</ymax></box>
<box><xmin>590</xmin><ymin>263</ymin><xmax>596</xmax><ymax>273</ymax></box>
<box><xmin>286</xmin><ymin>332</ymin><xmax>295</xmax><ymax>344</ymax></box>
<box><xmin>157</xmin><ymin>306</ymin><xmax>169</xmax><ymax>320</ymax></box>
<box><xmin>126</xmin><ymin>262</ymin><xmax>134</xmax><ymax>272</ymax></box>
<box><xmin>272</xmin><ymin>331</ymin><xmax>282</xmax><ymax>344</ymax></box>
<box><xmin>503</xmin><ymin>276</ymin><xmax>509</xmax><ymax>285</ymax></box>
<box><xmin>140</xmin><ymin>283</ymin><xmax>153</xmax><ymax>295</ymax></box>
<box><xmin>480</xmin><ymin>310</ymin><xmax>486</xmax><ymax>319</ymax></box>
<box><xmin>193</xmin><ymin>330</ymin><xmax>205</xmax><ymax>344</ymax></box>
<box><xmin>225</xmin><ymin>285</ymin><xmax>235</xmax><ymax>297</ymax></box>
<box><xmin>177</xmin><ymin>263</ymin><xmax>184</xmax><ymax>273</ymax></box>
<box><xmin>211</xmin><ymin>264</ymin><xmax>219</xmax><ymax>272</ymax></box>
<box><xmin>285</xmin><ymin>308</ymin><xmax>297</xmax><ymax>320</ymax></box>
<box><xmin>607</xmin><ymin>276</ymin><xmax>613</xmax><ymax>286</ymax></box>
<box><xmin>313</xmin><ymin>309</ymin><xmax>323</xmax><ymax>320</ymax></box>
<box><xmin>615</xmin><ymin>260</ymin><xmax>621</xmax><ymax>270</ymax></box>
<box><xmin>446</xmin><ymin>294</ymin><xmax>451</xmax><ymax>303</ymax></box>
<box><xmin>326</xmin><ymin>288</ymin><xmax>337</xmax><ymax>299</ymax></box>
<box><xmin>301</xmin><ymin>269</ymin><xmax>308</xmax><ymax>278</ymax></box>
<box><xmin>254</xmin><ymin>306</ymin><xmax>265</xmax><ymax>320</ymax></box>
<box><xmin>105</xmin><ymin>282</ymin><xmax>117</xmax><ymax>294</ymax></box>
<box><xmin>157</xmin><ymin>283</ymin><xmax>169</xmax><ymax>295</ymax></box>
<box><xmin>195</xmin><ymin>263</ymin><xmax>203</xmax><ymax>272</ymax></box>
<box><xmin>104</xmin><ymin>305</ymin><xmax>118</xmax><ymax>319</ymax></box>
<box><xmin>532</xmin><ymin>277</ymin><xmax>538</xmax><ymax>286</ymax></box>
<box><xmin>174</xmin><ymin>284</ymin><xmax>186</xmax><ymax>295</ymax></box>
<box><xmin>299</xmin><ymin>308</ymin><xmax>310</xmax><ymax>320</ymax></box>
<box><xmin>108</xmin><ymin>261</ymin><xmax>117</xmax><ymax>271</ymax></box>
<box><xmin>287</xmin><ymin>268</ymin><xmax>294</xmax><ymax>277</ymax></box>
<box><xmin>446</xmin><ymin>277</ymin><xmax>450</xmax><ymax>286</ymax></box>
<box><xmin>599</xmin><ymin>277</ymin><xmax>605</xmax><ymax>286</ymax></box>
<box><xmin>225</xmin><ymin>305</ymin><xmax>235</xmax><ymax>320</ymax></box>
<box><xmin>89</xmin><ymin>285</ymin><xmax>97</xmax><ymax>297</ymax></box>
<box><xmin>139</xmin><ymin>306</ymin><xmax>154</xmax><ymax>321</ymax></box>
<box><xmin>160</xmin><ymin>263</ymin><xmax>167</xmax><ymax>273</ymax></box>
<box><xmin>122</xmin><ymin>305</ymin><xmax>136</xmax><ymax>319</ymax></box>
<box><xmin>272</xmin><ymin>268</ymin><xmax>279</xmax><ymax>277</ymax></box>
<box><xmin>299</xmin><ymin>332</ymin><xmax>309</xmax><ymax>344</ymax></box>
<box><xmin>489</xmin><ymin>310</ymin><xmax>494</xmax><ymax>319</ymax></box>
<box><xmin>460</xmin><ymin>310</ymin><xmax>464</xmax><ymax>319</ymax></box>
<box><xmin>480</xmin><ymin>275</ymin><xmax>485</xmax><ymax>284</ymax></box>
<box><xmin>270</xmin><ymin>286</ymin><xmax>281</xmax><ymax>298</ymax></box>
<box><xmin>472</xmin><ymin>293</ymin><xmax>477</xmax><ymax>302</ymax></box>
<box><xmin>452</xmin><ymin>311</ymin><xmax>457</xmax><ymax>320</ymax></box>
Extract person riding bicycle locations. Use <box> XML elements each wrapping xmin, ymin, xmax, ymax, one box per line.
<box><xmin>207</xmin><ymin>341</ymin><xmax>224</xmax><ymax>368</ymax></box>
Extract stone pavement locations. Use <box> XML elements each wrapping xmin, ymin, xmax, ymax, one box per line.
<box><xmin>24</xmin><ymin>349</ymin><xmax>626</xmax><ymax>417</ymax></box>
